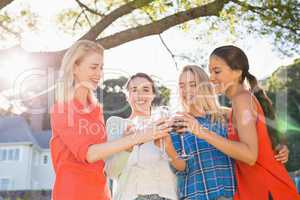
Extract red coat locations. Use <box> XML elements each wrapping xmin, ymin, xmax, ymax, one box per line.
<box><xmin>50</xmin><ymin>99</ymin><xmax>111</xmax><ymax>200</ymax></box>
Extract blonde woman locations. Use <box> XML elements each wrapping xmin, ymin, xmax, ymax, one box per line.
<box><xmin>165</xmin><ymin>65</ymin><xmax>289</xmax><ymax>200</ymax></box>
<box><xmin>50</xmin><ymin>41</ymin><xmax>169</xmax><ymax>200</ymax></box>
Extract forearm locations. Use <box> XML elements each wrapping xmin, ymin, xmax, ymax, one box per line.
<box><xmin>200</xmin><ymin>130</ymin><xmax>258</xmax><ymax>165</ymax></box>
<box><xmin>166</xmin><ymin>144</ymin><xmax>186</xmax><ymax>171</ymax></box>
<box><xmin>87</xmin><ymin>134</ymin><xmax>136</xmax><ymax>163</ymax></box>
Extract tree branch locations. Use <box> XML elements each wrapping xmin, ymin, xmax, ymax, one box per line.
<box><xmin>82</xmin><ymin>9</ymin><xmax>93</xmax><ymax>28</ymax></box>
<box><xmin>0</xmin><ymin>0</ymin><xmax>14</xmax><ymax>10</ymax></box>
<box><xmin>158</xmin><ymin>34</ymin><xmax>179</xmax><ymax>70</ymax></box>
<box><xmin>73</xmin><ymin>10</ymin><xmax>84</xmax><ymax>30</ymax></box>
<box><xmin>0</xmin><ymin>21</ymin><xmax>20</xmax><ymax>39</ymax></box>
<box><xmin>143</xmin><ymin>8</ymin><xmax>179</xmax><ymax>70</ymax></box>
<box><xmin>0</xmin><ymin>0</ymin><xmax>228</xmax><ymax>69</ymax></box>
<box><xmin>73</xmin><ymin>5</ymin><xmax>93</xmax><ymax>30</ymax></box>
<box><xmin>97</xmin><ymin>0</ymin><xmax>228</xmax><ymax>48</ymax></box>
<box><xmin>74</xmin><ymin>0</ymin><xmax>105</xmax><ymax>17</ymax></box>
<box><xmin>80</xmin><ymin>0</ymin><xmax>155</xmax><ymax>40</ymax></box>
<box><xmin>230</xmin><ymin>0</ymin><xmax>299</xmax><ymax>34</ymax></box>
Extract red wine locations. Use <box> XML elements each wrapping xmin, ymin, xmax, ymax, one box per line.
<box><xmin>170</xmin><ymin>125</ymin><xmax>187</xmax><ymax>132</ymax></box>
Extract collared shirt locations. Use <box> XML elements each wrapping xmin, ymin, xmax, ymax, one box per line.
<box><xmin>171</xmin><ymin>115</ymin><xmax>235</xmax><ymax>200</ymax></box>
<box><xmin>50</xmin><ymin>99</ymin><xmax>111</xmax><ymax>200</ymax></box>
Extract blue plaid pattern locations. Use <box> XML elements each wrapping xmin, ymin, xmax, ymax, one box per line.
<box><xmin>171</xmin><ymin>115</ymin><xmax>236</xmax><ymax>200</ymax></box>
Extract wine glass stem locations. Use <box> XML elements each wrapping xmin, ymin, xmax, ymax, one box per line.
<box><xmin>181</xmin><ymin>135</ymin><xmax>186</xmax><ymax>155</ymax></box>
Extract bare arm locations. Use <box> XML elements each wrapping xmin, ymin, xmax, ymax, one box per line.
<box><xmin>87</xmin><ymin>120</ymin><xmax>170</xmax><ymax>163</ymax></box>
<box><xmin>154</xmin><ymin>136</ymin><xmax>186</xmax><ymax>171</ymax></box>
<box><xmin>167</xmin><ymin>147</ymin><xmax>186</xmax><ymax>171</ymax></box>
<box><xmin>194</xmin><ymin>93</ymin><xmax>259</xmax><ymax>165</ymax></box>
<box><xmin>165</xmin><ymin>136</ymin><xmax>186</xmax><ymax>171</ymax></box>
<box><xmin>87</xmin><ymin>133</ymin><xmax>137</xmax><ymax>163</ymax></box>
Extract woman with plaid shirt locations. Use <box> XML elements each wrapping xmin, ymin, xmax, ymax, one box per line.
<box><xmin>162</xmin><ymin>65</ymin><xmax>289</xmax><ymax>200</ymax></box>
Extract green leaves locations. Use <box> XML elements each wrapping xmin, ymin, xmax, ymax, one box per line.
<box><xmin>0</xmin><ymin>0</ymin><xmax>299</xmax><ymax>56</ymax></box>
<box><xmin>0</xmin><ymin>5</ymin><xmax>38</xmax><ymax>41</ymax></box>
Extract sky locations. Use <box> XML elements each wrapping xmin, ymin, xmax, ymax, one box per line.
<box><xmin>0</xmin><ymin>0</ymin><xmax>298</xmax><ymax>111</ymax></box>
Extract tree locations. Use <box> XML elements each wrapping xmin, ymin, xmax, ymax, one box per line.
<box><xmin>261</xmin><ymin>58</ymin><xmax>300</xmax><ymax>171</ymax></box>
<box><xmin>0</xmin><ymin>0</ymin><xmax>299</xmax><ymax>69</ymax></box>
<box><xmin>262</xmin><ymin>58</ymin><xmax>300</xmax><ymax>126</ymax></box>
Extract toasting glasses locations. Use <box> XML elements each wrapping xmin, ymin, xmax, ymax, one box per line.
<box><xmin>151</xmin><ymin>106</ymin><xmax>171</xmax><ymax>160</ymax></box>
<box><xmin>130</xmin><ymin>116</ymin><xmax>148</xmax><ymax>168</ymax></box>
<box><xmin>169</xmin><ymin>112</ymin><xmax>192</xmax><ymax>161</ymax></box>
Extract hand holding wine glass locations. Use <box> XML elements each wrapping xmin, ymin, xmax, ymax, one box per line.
<box><xmin>171</xmin><ymin>112</ymin><xmax>208</xmax><ymax>138</ymax></box>
<box><xmin>132</xmin><ymin>117</ymin><xmax>170</xmax><ymax>145</ymax></box>
<box><xmin>169</xmin><ymin>112</ymin><xmax>196</xmax><ymax>160</ymax></box>
<box><xmin>128</xmin><ymin>116</ymin><xmax>170</xmax><ymax>168</ymax></box>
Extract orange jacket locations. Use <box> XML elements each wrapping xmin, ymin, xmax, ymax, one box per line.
<box><xmin>50</xmin><ymin>99</ymin><xmax>111</xmax><ymax>200</ymax></box>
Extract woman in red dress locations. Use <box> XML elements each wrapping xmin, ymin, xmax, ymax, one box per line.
<box><xmin>172</xmin><ymin>45</ymin><xmax>299</xmax><ymax>200</ymax></box>
<box><xmin>50</xmin><ymin>40</ymin><xmax>169</xmax><ymax>200</ymax></box>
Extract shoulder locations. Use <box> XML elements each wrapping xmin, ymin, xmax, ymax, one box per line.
<box><xmin>106</xmin><ymin>116</ymin><xmax>127</xmax><ymax>126</ymax></box>
<box><xmin>50</xmin><ymin>100</ymin><xmax>75</xmax><ymax>114</ymax></box>
<box><xmin>232</xmin><ymin>91</ymin><xmax>258</xmax><ymax>125</ymax></box>
<box><xmin>50</xmin><ymin>101</ymin><xmax>79</xmax><ymax>128</ymax></box>
<box><xmin>232</xmin><ymin>91</ymin><xmax>257</xmax><ymax>112</ymax></box>
<box><xmin>232</xmin><ymin>91</ymin><xmax>251</xmax><ymax>104</ymax></box>
<box><xmin>106</xmin><ymin>116</ymin><xmax>128</xmax><ymax>141</ymax></box>
<box><xmin>50</xmin><ymin>102</ymin><xmax>68</xmax><ymax>117</ymax></box>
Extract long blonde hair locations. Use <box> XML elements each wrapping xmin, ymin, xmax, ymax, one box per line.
<box><xmin>180</xmin><ymin>65</ymin><xmax>224</xmax><ymax>122</ymax></box>
<box><xmin>55</xmin><ymin>40</ymin><xmax>104</xmax><ymax>103</ymax></box>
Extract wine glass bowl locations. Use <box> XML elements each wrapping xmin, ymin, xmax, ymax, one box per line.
<box><xmin>129</xmin><ymin>116</ymin><xmax>149</xmax><ymax>169</ymax></box>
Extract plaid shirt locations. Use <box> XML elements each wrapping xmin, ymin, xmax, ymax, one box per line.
<box><xmin>171</xmin><ymin>115</ymin><xmax>236</xmax><ymax>200</ymax></box>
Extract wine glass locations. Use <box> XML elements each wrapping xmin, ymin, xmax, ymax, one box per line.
<box><xmin>151</xmin><ymin>106</ymin><xmax>171</xmax><ymax>160</ymax></box>
<box><xmin>170</xmin><ymin>113</ymin><xmax>192</xmax><ymax>161</ymax></box>
<box><xmin>130</xmin><ymin>116</ymin><xmax>148</xmax><ymax>168</ymax></box>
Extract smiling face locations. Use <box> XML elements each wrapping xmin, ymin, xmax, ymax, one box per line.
<box><xmin>209</xmin><ymin>55</ymin><xmax>241</xmax><ymax>94</ymax></box>
<box><xmin>127</xmin><ymin>77</ymin><xmax>155</xmax><ymax>115</ymax></box>
<box><xmin>179</xmin><ymin>70</ymin><xmax>198</xmax><ymax>107</ymax></box>
<box><xmin>73</xmin><ymin>51</ymin><xmax>103</xmax><ymax>91</ymax></box>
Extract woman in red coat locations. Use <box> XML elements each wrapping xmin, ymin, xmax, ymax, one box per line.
<box><xmin>50</xmin><ymin>40</ymin><xmax>169</xmax><ymax>200</ymax></box>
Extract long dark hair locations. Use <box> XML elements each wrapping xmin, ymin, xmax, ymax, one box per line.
<box><xmin>210</xmin><ymin>45</ymin><xmax>281</xmax><ymax>149</ymax></box>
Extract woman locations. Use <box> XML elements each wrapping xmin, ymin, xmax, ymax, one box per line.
<box><xmin>165</xmin><ymin>65</ymin><xmax>290</xmax><ymax>200</ymax></box>
<box><xmin>105</xmin><ymin>73</ymin><xmax>180</xmax><ymax>200</ymax></box>
<box><xmin>173</xmin><ymin>46</ymin><xmax>299</xmax><ymax>200</ymax></box>
<box><xmin>167</xmin><ymin>65</ymin><xmax>236</xmax><ymax>200</ymax></box>
<box><xmin>50</xmin><ymin>41</ymin><xmax>169</xmax><ymax>200</ymax></box>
